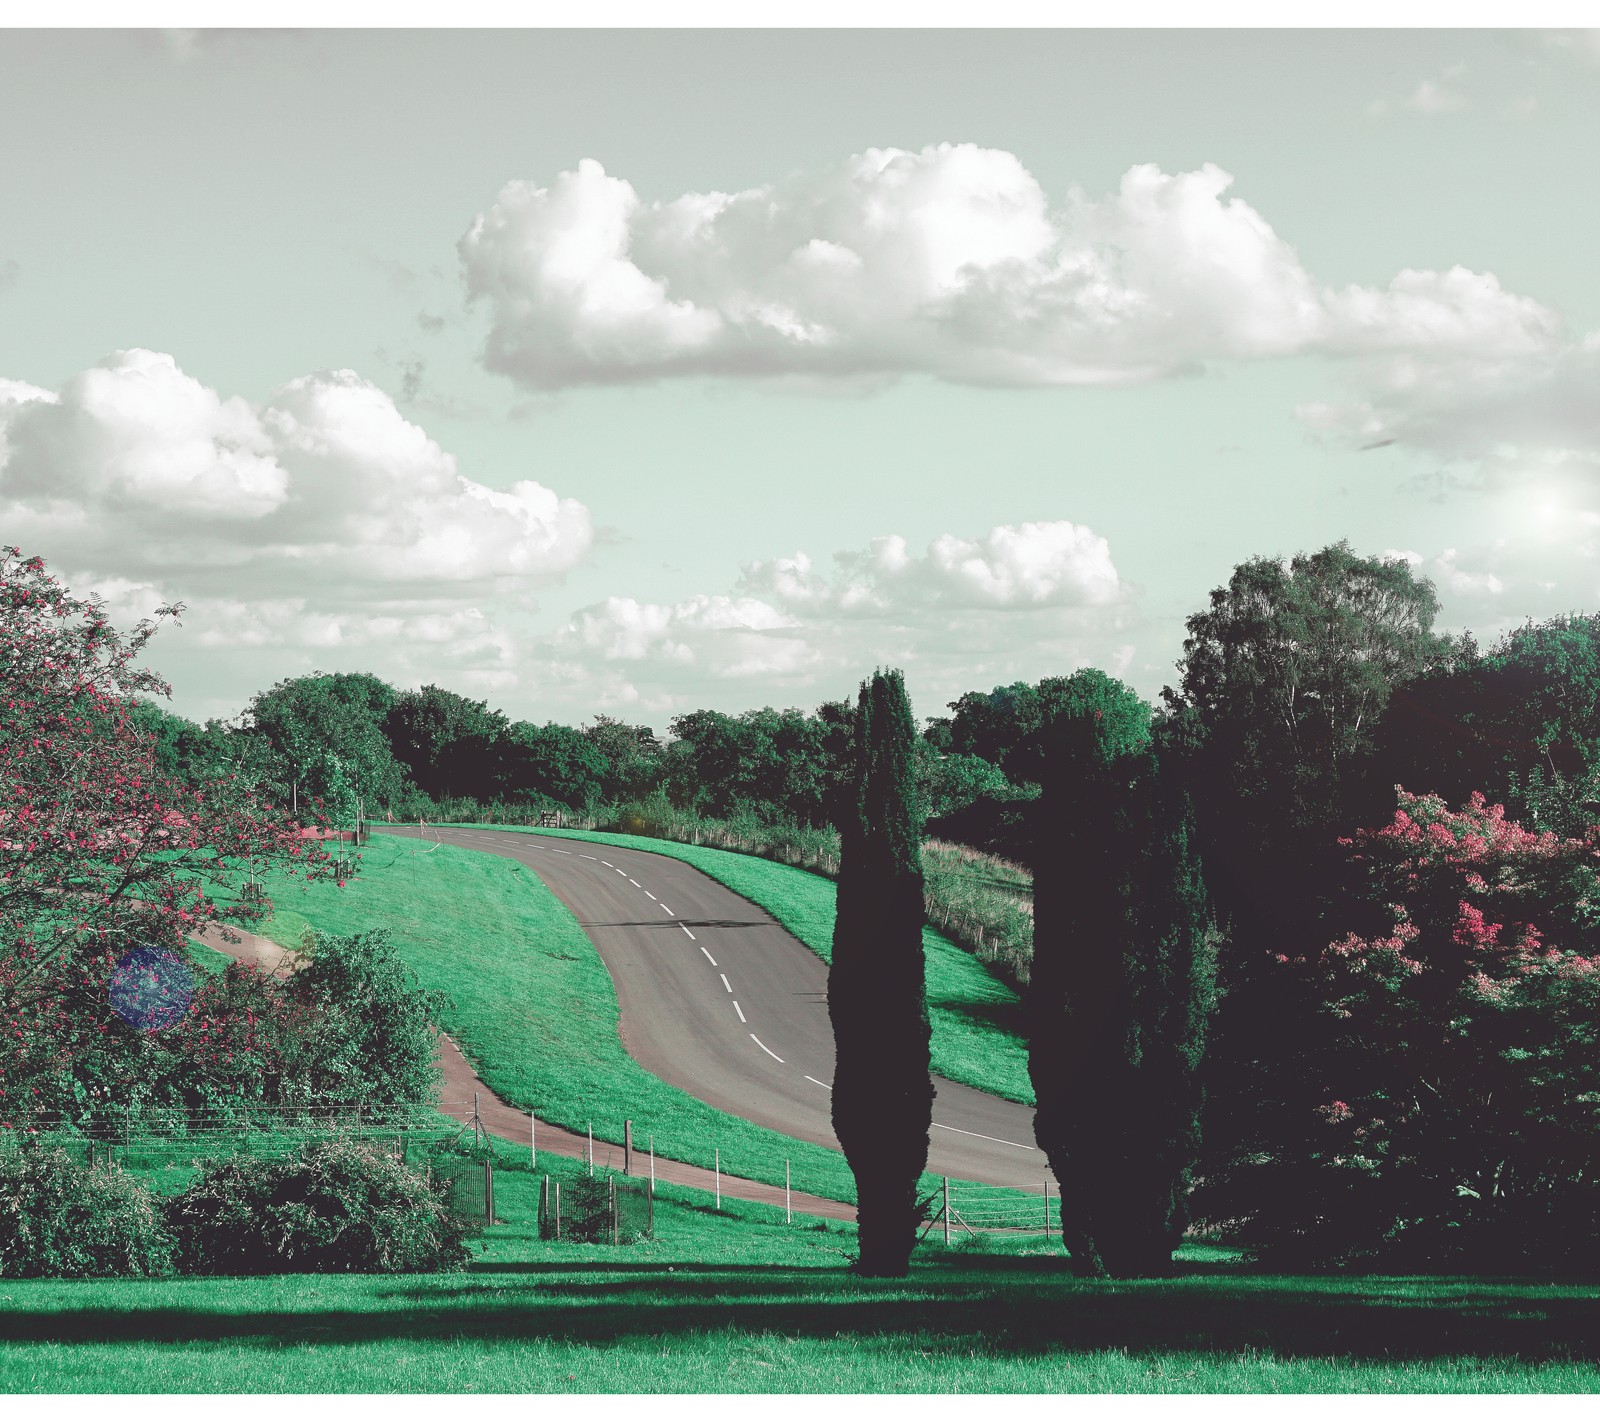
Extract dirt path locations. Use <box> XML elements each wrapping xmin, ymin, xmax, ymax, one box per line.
<box><xmin>191</xmin><ymin>921</ymin><xmax>856</xmax><ymax>1222</ymax></box>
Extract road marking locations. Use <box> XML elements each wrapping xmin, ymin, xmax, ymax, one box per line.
<box><xmin>681</xmin><ymin>926</ymin><xmax>696</xmax><ymax>940</ymax></box>
<box><xmin>644</xmin><ymin>891</ymin><xmax>657</xmax><ymax>900</ymax></box>
<box><xmin>719</xmin><ymin>973</ymin><xmax>732</xmax><ymax>992</ymax></box>
<box><xmin>551</xmin><ymin>849</ymin><xmax>572</xmax><ymax>855</ymax></box>
<box><xmin>661</xmin><ymin>904</ymin><xmax>675</xmax><ymax>916</ymax></box>
<box><xmin>805</xmin><ymin>1075</ymin><xmax>833</xmax><ymax>1092</ymax></box>
<box><xmin>750</xmin><ymin>1034</ymin><xmax>784</xmax><ymax>1063</ymax></box>
<box><xmin>579</xmin><ymin>855</ymin><xmax>597</xmax><ymax>860</ymax></box>
<box><xmin>600</xmin><ymin>860</ymin><xmax>613</xmax><ymax>867</ymax></box>
<box><xmin>628</xmin><ymin>878</ymin><xmax>641</xmax><ymax>887</ymax></box>
<box><xmin>733</xmin><ymin>1000</ymin><xmax>746</xmax><ymax>1023</ymax></box>
<box><xmin>931</xmin><ymin>1122</ymin><xmax>1035</xmax><ymax>1151</ymax></box>
<box><xmin>699</xmin><ymin>945</ymin><xmax>718</xmax><ymax>967</ymax></box>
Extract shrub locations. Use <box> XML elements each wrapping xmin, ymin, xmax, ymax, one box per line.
<box><xmin>167</xmin><ymin>1137</ymin><xmax>468</xmax><ymax>1274</ymax></box>
<box><xmin>0</xmin><ymin>1144</ymin><xmax>172</xmax><ymax>1278</ymax></box>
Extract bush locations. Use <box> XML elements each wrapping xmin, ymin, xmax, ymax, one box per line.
<box><xmin>167</xmin><ymin>1137</ymin><xmax>468</xmax><ymax>1274</ymax></box>
<box><xmin>0</xmin><ymin>1145</ymin><xmax>172</xmax><ymax>1278</ymax></box>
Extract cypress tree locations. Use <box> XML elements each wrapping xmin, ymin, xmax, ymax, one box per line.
<box><xmin>829</xmin><ymin>668</ymin><xmax>934</xmax><ymax>1277</ymax></box>
<box><xmin>1029</xmin><ymin>711</ymin><xmax>1217</xmax><ymax>1278</ymax></box>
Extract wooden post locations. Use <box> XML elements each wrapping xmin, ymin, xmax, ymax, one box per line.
<box><xmin>531</xmin><ymin>1112</ymin><xmax>536</xmax><ymax>1168</ymax></box>
<box><xmin>715</xmin><ymin>1147</ymin><xmax>721</xmax><ymax>1210</ymax></box>
<box><xmin>624</xmin><ymin>1119</ymin><xmax>633</xmax><ymax>1177</ymax></box>
<box><xmin>649</xmin><ymin>1134</ymin><xmax>655</xmax><ymax>1190</ymax></box>
<box><xmin>554</xmin><ymin>1180</ymin><xmax>562</xmax><ymax>1239</ymax></box>
<box><xmin>786</xmin><ymin>1159</ymin><xmax>791</xmax><ymax>1224</ymax></box>
<box><xmin>943</xmin><ymin>1177</ymin><xmax>951</xmax><ymax>1247</ymax></box>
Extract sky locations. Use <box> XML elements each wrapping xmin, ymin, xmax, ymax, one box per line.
<box><xmin>2</xmin><ymin>25</ymin><xmax>1599</xmax><ymax>730</ymax></box>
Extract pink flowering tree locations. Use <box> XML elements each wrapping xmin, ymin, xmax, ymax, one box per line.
<box><xmin>1230</xmin><ymin>787</ymin><xmax>1600</xmax><ymax>1266</ymax></box>
<box><xmin>1</xmin><ymin>547</ymin><xmax>347</xmax><ymax>1123</ymax></box>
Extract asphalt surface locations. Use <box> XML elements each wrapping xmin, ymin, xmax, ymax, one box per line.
<box><xmin>378</xmin><ymin>825</ymin><xmax>1054</xmax><ymax>1192</ymax></box>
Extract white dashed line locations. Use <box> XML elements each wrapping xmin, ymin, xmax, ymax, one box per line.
<box><xmin>628</xmin><ymin>878</ymin><xmax>641</xmax><ymax>887</ymax></box>
<box><xmin>579</xmin><ymin>855</ymin><xmax>597</xmax><ymax>860</ymax></box>
<box><xmin>805</xmin><ymin>1075</ymin><xmax>833</xmax><ymax>1092</ymax></box>
<box><xmin>681</xmin><ymin>926</ymin><xmax>696</xmax><ymax>940</ymax></box>
<box><xmin>551</xmin><ymin>849</ymin><xmax>572</xmax><ymax>855</ymax></box>
<box><xmin>600</xmin><ymin>860</ymin><xmax>613</xmax><ymax>867</ymax></box>
<box><xmin>931</xmin><ymin>1122</ymin><xmax>1034</xmax><ymax>1151</ymax></box>
<box><xmin>699</xmin><ymin>945</ymin><xmax>718</xmax><ymax>966</ymax></box>
<box><xmin>719</xmin><ymin>973</ymin><xmax>732</xmax><ymax>993</ymax></box>
<box><xmin>750</xmin><ymin>1034</ymin><xmax>784</xmax><ymax>1063</ymax></box>
<box><xmin>661</xmin><ymin>904</ymin><xmax>674</xmax><ymax>916</ymax></box>
<box><xmin>733</xmin><ymin>1001</ymin><xmax>746</xmax><ymax>1023</ymax></box>
<box><xmin>644</xmin><ymin>891</ymin><xmax>657</xmax><ymax>901</ymax></box>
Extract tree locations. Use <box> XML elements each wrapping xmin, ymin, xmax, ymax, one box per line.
<box><xmin>580</xmin><ymin>716</ymin><xmax>662</xmax><ymax>803</ymax></box>
<box><xmin>499</xmin><ymin>721</ymin><xmax>609</xmax><ymax>811</ymax></box>
<box><xmin>0</xmin><ymin>547</ymin><xmax>338</xmax><ymax>1079</ymax></box>
<box><xmin>244</xmin><ymin>671</ymin><xmax>407</xmax><ymax>820</ymax></box>
<box><xmin>1029</xmin><ymin>709</ymin><xmax>1217</xmax><ymax>1277</ymax></box>
<box><xmin>381</xmin><ymin>684</ymin><xmax>508</xmax><ymax>803</ymax></box>
<box><xmin>661</xmin><ymin>706</ymin><xmax>841</xmax><ymax>826</ymax></box>
<box><xmin>828</xmin><ymin>668</ymin><xmax>933</xmax><ymax>1277</ymax></box>
<box><xmin>1207</xmin><ymin>789</ymin><xmax>1600</xmax><ymax>1270</ymax></box>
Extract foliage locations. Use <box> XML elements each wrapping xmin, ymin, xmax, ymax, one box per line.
<box><xmin>1208</xmin><ymin>789</ymin><xmax>1600</xmax><ymax>1269</ymax></box>
<box><xmin>166</xmin><ymin>1137</ymin><xmax>468</xmax><ymax>1274</ymax></box>
<box><xmin>0</xmin><ymin>1145</ymin><xmax>173</xmax><ymax>1278</ymax></box>
<box><xmin>500</xmin><ymin>720</ymin><xmax>609</xmax><ymax>810</ymax></box>
<box><xmin>0</xmin><ymin>547</ymin><xmax>339</xmax><ymax>1025</ymax></box>
<box><xmin>382</xmin><ymin>684</ymin><xmax>509</xmax><ymax>803</ymax></box>
<box><xmin>289</xmin><ymin>929</ymin><xmax>447</xmax><ymax>1107</ymax></box>
<box><xmin>830</xmin><ymin>669</ymin><xmax>933</xmax><ymax>1277</ymax></box>
<box><xmin>244</xmin><ymin>670</ymin><xmax>408</xmax><ymax>820</ymax></box>
<box><xmin>926</xmin><ymin>668</ymin><xmax>1150</xmax><ymax>787</ymax></box>
<box><xmin>1029</xmin><ymin>712</ymin><xmax>1217</xmax><ymax>1278</ymax></box>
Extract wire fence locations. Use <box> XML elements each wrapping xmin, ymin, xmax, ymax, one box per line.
<box><xmin>921</xmin><ymin>1176</ymin><xmax>1060</xmax><ymax>1243</ymax></box>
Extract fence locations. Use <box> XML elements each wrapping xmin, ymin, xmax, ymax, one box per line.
<box><xmin>539</xmin><ymin>1170</ymin><xmax>653</xmax><ymax>1244</ymax></box>
<box><xmin>921</xmin><ymin>1176</ymin><xmax>1060</xmax><ymax>1243</ymax></box>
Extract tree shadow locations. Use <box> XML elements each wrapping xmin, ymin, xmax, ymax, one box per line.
<box><xmin>6</xmin><ymin>1261</ymin><xmax>1600</xmax><ymax>1363</ymax></box>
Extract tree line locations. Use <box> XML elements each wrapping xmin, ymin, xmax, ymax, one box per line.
<box><xmin>15</xmin><ymin>537</ymin><xmax>1600</xmax><ymax>1280</ymax></box>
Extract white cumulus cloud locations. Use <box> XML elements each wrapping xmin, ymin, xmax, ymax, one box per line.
<box><xmin>458</xmin><ymin>145</ymin><xmax>1556</xmax><ymax>392</ymax></box>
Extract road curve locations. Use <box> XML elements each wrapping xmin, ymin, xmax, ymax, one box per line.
<box><xmin>378</xmin><ymin>825</ymin><xmax>1053</xmax><ymax>1193</ymax></box>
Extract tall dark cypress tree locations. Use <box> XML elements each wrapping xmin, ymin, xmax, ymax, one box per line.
<box><xmin>829</xmin><ymin>668</ymin><xmax>934</xmax><ymax>1277</ymax></box>
<box><xmin>1029</xmin><ymin>710</ymin><xmax>1217</xmax><ymax>1278</ymax></box>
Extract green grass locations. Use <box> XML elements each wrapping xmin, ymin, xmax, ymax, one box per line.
<box><xmin>237</xmin><ymin>833</ymin><xmax>867</xmax><ymax>1205</ymax></box>
<box><xmin>2</xmin><ymin>1147</ymin><xmax>1597</xmax><ymax>1393</ymax></box>
<box><xmin>451</xmin><ymin>824</ymin><xmax>1034</xmax><ymax>1106</ymax></box>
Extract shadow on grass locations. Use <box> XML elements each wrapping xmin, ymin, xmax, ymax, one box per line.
<box><xmin>5</xmin><ymin>1259</ymin><xmax>1600</xmax><ymax>1362</ymax></box>
<box><xmin>928</xmin><ymin>996</ymin><xmax>1027</xmax><ymax>1036</ymax></box>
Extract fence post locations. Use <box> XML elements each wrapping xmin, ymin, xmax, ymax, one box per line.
<box><xmin>624</xmin><ymin>1119</ymin><xmax>633</xmax><ymax>1177</ymax></box>
<box><xmin>554</xmin><ymin>1180</ymin><xmax>562</xmax><ymax>1240</ymax></box>
<box><xmin>484</xmin><ymin>1159</ymin><xmax>494</xmax><ymax>1225</ymax></box>
<box><xmin>649</xmin><ymin>1134</ymin><xmax>655</xmax><ymax>1191</ymax></box>
<box><xmin>715</xmin><ymin>1147</ymin><xmax>721</xmax><ymax>1211</ymax></box>
<box><xmin>786</xmin><ymin>1159</ymin><xmax>791</xmax><ymax>1224</ymax></box>
<box><xmin>587</xmin><ymin>1122</ymin><xmax>594</xmax><ymax>1177</ymax></box>
<box><xmin>943</xmin><ymin>1177</ymin><xmax>951</xmax><ymax>1247</ymax></box>
<box><xmin>531</xmin><ymin>1112</ymin><xmax>536</xmax><ymax>1168</ymax></box>
<box><xmin>473</xmin><ymin>1091</ymin><xmax>482</xmax><ymax>1148</ymax></box>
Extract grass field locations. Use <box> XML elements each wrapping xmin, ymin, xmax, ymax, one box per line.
<box><xmin>3</xmin><ymin>1138</ymin><xmax>1598</xmax><ymax>1393</ymax></box>
<box><xmin>448</xmin><ymin>824</ymin><xmax>1035</xmax><ymax>1106</ymax></box>
<box><xmin>234</xmin><ymin>833</ymin><xmax>868</xmax><ymax>1205</ymax></box>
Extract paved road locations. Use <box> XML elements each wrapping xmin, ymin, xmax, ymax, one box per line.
<box><xmin>378</xmin><ymin>825</ymin><xmax>1053</xmax><ymax>1192</ymax></box>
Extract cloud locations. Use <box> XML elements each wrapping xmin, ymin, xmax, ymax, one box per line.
<box><xmin>459</xmin><ymin>146</ymin><xmax>1555</xmax><ymax>392</ymax></box>
<box><xmin>1404</xmin><ymin>77</ymin><xmax>1468</xmax><ymax>114</ymax></box>
<box><xmin>543</xmin><ymin>519</ymin><xmax>1136</xmax><ymax>715</ymax></box>
<box><xmin>0</xmin><ymin>351</ymin><xmax>593</xmax><ymax>689</ymax></box>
